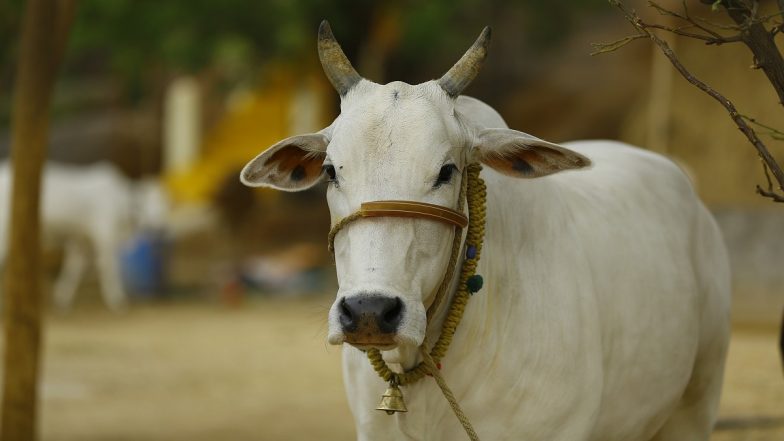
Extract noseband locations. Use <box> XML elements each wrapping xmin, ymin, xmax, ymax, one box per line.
<box><xmin>327</xmin><ymin>163</ymin><xmax>487</xmax><ymax>440</ymax></box>
<box><xmin>328</xmin><ymin>200</ymin><xmax>467</xmax><ymax>253</ymax></box>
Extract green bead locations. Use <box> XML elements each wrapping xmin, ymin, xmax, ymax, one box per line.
<box><xmin>466</xmin><ymin>275</ymin><xmax>483</xmax><ymax>293</ymax></box>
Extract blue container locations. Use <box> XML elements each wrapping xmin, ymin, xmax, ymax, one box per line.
<box><xmin>120</xmin><ymin>231</ymin><xmax>168</xmax><ymax>297</ymax></box>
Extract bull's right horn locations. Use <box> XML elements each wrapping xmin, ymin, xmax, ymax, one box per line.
<box><xmin>318</xmin><ymin>20</ymin><xmax>362</xmax><ymax>97</ymax></box>
<box><xmin>438</xmin><ymin>27</ymin><xmax>492</xmax><ymax>98</ymax></box>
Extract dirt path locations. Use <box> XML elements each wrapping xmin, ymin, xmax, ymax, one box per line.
<box><xmin>6</xmin><ymin>297</ymin><xmax>781</xmax><ymax>440</ymax></box>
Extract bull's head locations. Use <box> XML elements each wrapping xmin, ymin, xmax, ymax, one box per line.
<box><xmin>241</xmin><ymin>22</ymin><xmax>589</xmax><ymax>353</ymax></box>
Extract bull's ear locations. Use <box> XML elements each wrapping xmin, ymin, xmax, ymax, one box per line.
<box><xmin>472</xmin><ymin>128</ymin><xmax>591</xmax><ymax>178</ymax></box>
<box><xmin>240</xmin><ymin>133</ymin><xmax>328</xmax><ymax>191</ymax></box>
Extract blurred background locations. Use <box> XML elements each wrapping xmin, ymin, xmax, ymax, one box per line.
<box><xmin>0</xmin><ymin>0</ymin><xmax>782</xmax><ymax>440</ymax></box>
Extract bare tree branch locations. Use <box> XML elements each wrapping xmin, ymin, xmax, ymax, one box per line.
<box><xmin>609</xmin><ymin>0</ymin><xmax>784</xmax><ymax>202</ymax></box>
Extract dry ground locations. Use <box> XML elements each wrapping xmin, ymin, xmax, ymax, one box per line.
<box><xmin>6</xmin><ymin>296</ymin><xmax>781</xmax><ymax>440</ymax></box>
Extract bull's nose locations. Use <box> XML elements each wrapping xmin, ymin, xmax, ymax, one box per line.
<box><xmin>339</xmin><ymin>295</ymin><xmax>404</xmax><ymax>334</ymax></box>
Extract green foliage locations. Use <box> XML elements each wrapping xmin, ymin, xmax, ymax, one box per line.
<box><xmin>61</xmin><ymin>0</ymin><xmax>604</xmax><ymax>77</ymax></box>
<box><xmin>0</xmin><ymin>0</ymin><xmax>608</xmax><ymax>109</ymax></box>
<box><xmin>69</xmin><ymin>0</ymin><xmax>278</xmax><ymax>76</ymax></box>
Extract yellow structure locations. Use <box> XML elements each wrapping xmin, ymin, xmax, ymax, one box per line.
<box><xmin>165</xmin><ymin>66</ymin><xmax>333</xmax><ymax>203</ymax></box>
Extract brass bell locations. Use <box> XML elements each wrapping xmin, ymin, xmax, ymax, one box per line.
<box><xmin>376</xmin><ymin>381</ymin><xmax>407</xmax><ymax>415</ymax></box>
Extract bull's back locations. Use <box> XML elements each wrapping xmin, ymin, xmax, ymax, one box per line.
<box><xmin>0</xmin><ymin>162</ymin><xmax>131</xmax><ymax>243</ymax></box>
<box><xmin>478</xmin><ymin>141</ymin><xmax>729</xmax><ymax>440</ymax></box>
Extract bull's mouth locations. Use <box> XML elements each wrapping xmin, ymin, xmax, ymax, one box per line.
<box><xmin>343</xmin><ymin>332</ymin><xmax>397</xmax><ymax>350</ymax></box>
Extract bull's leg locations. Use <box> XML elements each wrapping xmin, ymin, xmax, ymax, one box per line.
<box><xmin>95</xmin><ymin>241</ymin><xmax>127</xmax><ymax>312</ymax></box>
<box><xmin>652</xmin><ymin>276</ymin><xmax>729</xmax><ymax>441</ymax></box>
<box><xmin>53</xmin><ymin>239</ymin><xmax>88</xmax><ymax>311</ymax></box>
<box><xmin>649</xmin><ymin>207</ymin><xmax>731</xmax><ymax>440</ymax></box>
<box><xmin>649</xmin><ymin>358</ymin><xmax>726</xmax><ymax>440</ymax></box>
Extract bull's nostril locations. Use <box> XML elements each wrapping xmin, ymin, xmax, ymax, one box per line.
<box><xmin>339</xmin><ymin>298</ymin><xmax>357</xmax><ymax>332</ymax></box>
<box><xmin>379</xmin><ymin>297</ymin><xmax>404</xmax><ymax>333</ymax></box>
<box><xmin>383</xmin><ymin>298</ymin><xmax>403</xmax><ymax>324</ymax></box>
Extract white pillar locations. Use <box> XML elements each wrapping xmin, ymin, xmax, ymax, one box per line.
<box><xmin>163</xmin><ymin>76</ymin><xmax>201</xmax><ymax>173</ymax></box>
<box><xmin>288</xmin><ymin>80</ymin><xmax>321</xmax><ymax>136</ymax></box>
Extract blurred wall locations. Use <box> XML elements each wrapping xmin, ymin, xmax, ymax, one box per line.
<box><xmin>0</xmin><ymin>1</ymin><xmax>780</xmax><ymax>324</ymax></box>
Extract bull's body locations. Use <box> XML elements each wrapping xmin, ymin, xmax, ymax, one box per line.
<box><xmin>0</xmin><ymin>161</ymin><xmax>167</xmax><ymax>311</ymax></box>
<box><xmin>241</xmin><ymin>23</ymin><xmax>731</xmax><ymax>441</ymax></box>
<box><xmin>342</xmin><ymin>97</ymin><xmax>730</xmax><ymax>440</ymax></box>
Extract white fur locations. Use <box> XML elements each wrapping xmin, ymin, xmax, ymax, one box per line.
<box><xmin>243</xmin><ymin>81</ymin><xmax>731</xmax><ymax>440</ymax></box>
<box><xmin>0</xmin><ymin>161</ymin><xmax>169</xmax><ymax>311</ymax></box>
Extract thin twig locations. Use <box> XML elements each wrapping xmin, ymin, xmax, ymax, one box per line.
<box><xmin>756</xmin><ymin>185</ymin><xmax>784</xmax><ymax>201</ymax></box>
<box><xmin>644</xmin><ymin>22</ymin><xmax>743</xmax><ymax>44</ymax></box>
<box><xmin>756</xmin><ymin>161</ymin><xmax>784</xmax><ymax>202</ymax></box>
<box><xmin>754</xmin><ymin>10</ymin><xmax>784</xmax><ymax>24</ymax></box>
<box><xmin>590</xmin><ymin>34</ymin><xmax>647</xmax><ymax>55</ymax></box>
<box><xmin>646</xmin><ymin>1</ymin><xmax>744</xmax><ymax>44</ymax></box>
<box><xmin>650</xmin><ymin>0</ymin><xmax>724</xmax><ymax>39</ymax></box>
<box><xmin>694</xmin><ymin>15</ymin><xmax>743</xmax><ymax>31</ymax></box>
<box><xmin>610</xmin><ymin>0</ymin><xmax>784</xmax><ymax>202</ymax></box>
<box><xmin>679</xmin><ymin>0</ymin><xmax>727</xmax><ymax>38</ymax></box>
<box><xmin>764</xmin><ymin>161</ymin><xmax>774</xmax><ymax>189</ymax></box>
<box><xmin>741</xmin><ymin>114</ymin><xmax>784</xmax><ymax>140</ymax></box>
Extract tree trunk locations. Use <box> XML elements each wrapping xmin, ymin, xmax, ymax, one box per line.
<box><xmin>2</xmin><ymin>1</ymin><xmax>75</xmax><ymax>439</ymax></box>
<box><xmin>702</xmin><ymin>0</ymin><xmax>784</xmax><ymax>105</ymax></box>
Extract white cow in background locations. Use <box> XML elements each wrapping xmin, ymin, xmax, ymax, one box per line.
<box><xmin>0</xmin><ymin>161</ymin><xmax>168</xmax><ymax>311</ymax></box>
<box><xmin>241</xmin><ymin>22</ymin><xmax>731</xmax><ymax>441</ymax></box>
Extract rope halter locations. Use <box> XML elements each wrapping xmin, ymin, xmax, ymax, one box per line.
<box><xmin>326</xmin><ymin>163</ymin><xmax>487</xmax><ymax>441</ymax></box>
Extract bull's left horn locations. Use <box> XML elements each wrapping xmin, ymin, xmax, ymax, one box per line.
<box><xmin>437</xmin><ymin>27</ymin><xmax>491</xmax><ymax>98</ymax></box>
<box><xmin>318</xmin><ymin>20</ymin><xmax>362</xmax><ymax>97</ymax></box>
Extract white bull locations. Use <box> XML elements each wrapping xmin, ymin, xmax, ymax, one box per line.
<box><xmin>241</xmin><ymin>22</ymin><xmax>730</xmax><ymax>441</ymax></box>
<box><xmin>0</xmin><ymin>161</ymin><xmax>167</xmax><ymax>311</ymax></box>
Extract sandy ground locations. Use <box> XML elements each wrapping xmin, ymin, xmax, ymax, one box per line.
<box><xmin>5</xmin><ymin>296</ymin><xmax>781</xmax><ymax>440</ymax></box>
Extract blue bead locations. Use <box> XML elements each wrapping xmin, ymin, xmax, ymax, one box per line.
<box><xmin>466</xmin><ymin>245</ymin><xmax>477</xmax><ymax>259</ymax></box>
<box><xmin>466</xmin><ymin>274</ymin><xmax>483</xmax><ymax>294</ymax></box>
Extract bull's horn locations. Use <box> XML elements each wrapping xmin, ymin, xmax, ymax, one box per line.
<box><xmin>438</xmin><ymin>27</ymin><xmax>492</xmax><ymax>98</ymax></box>
<box><xmin>318</xmin><ymin>20</ymin><xmax>362</xmax><ymax>97</ymax></box>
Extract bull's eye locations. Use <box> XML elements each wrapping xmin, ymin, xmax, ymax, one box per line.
<box><xmin>434</xmin><ymin>164</ymin><xmax>457</xmax><ymax>188</ymax></box>
<box><xmin>323</xmin><ymin>164</ymin><xmax>338</xmax><ymax>186</ymax></box>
